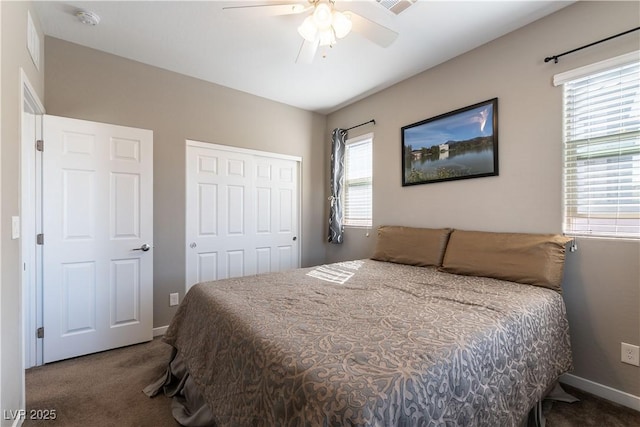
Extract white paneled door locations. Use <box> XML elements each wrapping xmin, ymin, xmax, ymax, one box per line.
<box><xmin>42</xmin><ymin>116</ymin><xmax>153</xmax><ymax>363</ymax></box>
<box><xmin>186</xmin><ymin>141</ymin><xmax>300</xmax><ymax>291</ymax></box>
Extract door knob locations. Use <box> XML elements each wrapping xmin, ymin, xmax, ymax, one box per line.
<box><xmin>133</xmin><ymin>243</ymin><xmax>151</xmax><ymax>252</ymax></box>
<box><xmin>292</xmin><ymin>236</ymin><xmax>297</xmax><ymax>241</ymax></box>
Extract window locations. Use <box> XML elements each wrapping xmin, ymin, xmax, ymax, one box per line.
<box><xmin>344</xmin><ymin>134</ymin><xmax>373</xmax><ymax>227</ymax></box>
<box><xmin>556</xmin><ymin>52</ymin><xmax>640</xmax><ymax>239</ymax></box>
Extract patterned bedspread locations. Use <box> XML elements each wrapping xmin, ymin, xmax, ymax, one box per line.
<box><xmin>163</xmin><ymin>259</ymin><xmax>572</xmax><ymax>426</ymax></box>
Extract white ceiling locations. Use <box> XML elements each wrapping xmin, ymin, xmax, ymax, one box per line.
<box><xmin>34</xmin><ymin>1</ymin><xmax>572</xmax><ymax>114</ymax></box>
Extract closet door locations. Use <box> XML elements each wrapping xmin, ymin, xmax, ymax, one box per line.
<box><xmin>185</xmin><ymin>141</ymin><xmax>300</xmax><ymax>291</ymax></box>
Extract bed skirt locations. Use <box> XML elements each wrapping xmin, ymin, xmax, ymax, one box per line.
<box><xmin>144</xmin><ymin>347</ymin><xmax>216</xmax><ymax>426</ymax></box>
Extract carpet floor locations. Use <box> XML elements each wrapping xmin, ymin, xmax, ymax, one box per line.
<box><xmin>24</xmin><ymin>338</ymin><xmax>640</xmax><ymax>426</ymax></box>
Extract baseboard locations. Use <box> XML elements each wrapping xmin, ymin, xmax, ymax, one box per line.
<box><xmin>560</xmin><ymin>373</ymin><xmax>640</xmax><ymax>411</ymax></box>
<box><xmin>152</xmin><ymin>325</ymin><xmax>168</xmax><ymax>337</ymax></box>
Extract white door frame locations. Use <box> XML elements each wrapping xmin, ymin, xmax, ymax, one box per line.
<box><xmin>20</xmin><ymin>69</ymin><xmax>45</xmax><ymax>372</ymax></box>
<box><xmin>1</xmin><ymin>3</ymin><xmax>3</xmax><ymax>411</ymax></box>
<box><xmin>185</xmin><ymin>139</ymin><xmax>302</xmax><ymax>292</ymax></box>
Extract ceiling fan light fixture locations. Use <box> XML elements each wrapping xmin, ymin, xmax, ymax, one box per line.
<box><xmin>313</xmin><ymin>3</ymin><xmax>333</xmax><ymax>29</ymax></box>
<box><xmin>297</xmin><ymin>1</ymin><xmax>352</xmax><ymax>47</ymax></box>
<box><xmin>298</xmin><ymin>16</ymin><xmax>318</xmax><ymax>42</ymax></box>
<box><xmin>318</xmin><ymin>28</ymin><xmax>336</xmax><ymax>46</ymax></box>
<box><xmin>331</xmin><ymin>11</ymin><xmax>352</xmax><ymax>39</ymax></box>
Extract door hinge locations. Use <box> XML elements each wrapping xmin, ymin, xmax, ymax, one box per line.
<box><xmin>36</xmin><ymin>139</ymin><xmax>44</xmax><ymax>152</ymax></box>
<box><xmin>36</xmin><ymin>233</ymin><xmax>44</xmax><ymax>245</ymax></box>
<box><xmin>36</xmin><ymin>327</ymin><xmax>44</xmax><ymax>339</ymax></box>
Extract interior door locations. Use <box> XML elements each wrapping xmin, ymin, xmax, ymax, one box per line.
<box><xmin>186</xmin><ymin>141</ymin><xmax>300</xmax><ymax>291</ymax></box>
<box><xmin>42</xmin><ymin>115</ymin><xmax>153</xmax><ymax>363</ymax></box>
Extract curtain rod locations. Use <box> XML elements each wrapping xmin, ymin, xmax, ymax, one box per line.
<box><xmin>345</xmin><ymin>119</ymin><xmax>375</xmax><ymax>131</ymax></box>
<box><xmin>544</xmin><ymin>27</ymin><xmax>640</xmax><ymax>64</ymax></box>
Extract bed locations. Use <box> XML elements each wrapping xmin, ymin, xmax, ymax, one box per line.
<box><xmin>146</xmin><ymin>227</ymin><xmax>573</xmax><ymax>426</ymax></box>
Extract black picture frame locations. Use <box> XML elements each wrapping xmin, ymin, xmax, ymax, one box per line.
<box><xmin>401</xmin><ymin>98</ymin><xmax>499</xmax><ymax>186</ymax></box>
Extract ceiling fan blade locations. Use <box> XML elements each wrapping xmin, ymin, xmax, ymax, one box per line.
<box><xmin>223</xmin><ymin>3</ymin><xmax>311</xmax><ymax>16</ymax></box>
<box><xmin>295</xmin><ymin>39</ymin><xmax>319</xmax><ymax>64</ymax></box>
<box><xmin>346</xmin><ymin>12</ymin><xmax>399</xmax><ymax>48</ymax></box>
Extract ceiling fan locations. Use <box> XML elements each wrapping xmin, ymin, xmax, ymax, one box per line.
<box><xmin>223</xmin><ymin>0</ymin><xmax>399</xmax><ymax>63</ymax></box>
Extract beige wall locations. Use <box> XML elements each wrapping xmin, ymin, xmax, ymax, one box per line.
<box><xmin>44</xmin><ymin>38</ymin><xmax>327</xmax><ymax>328</ymax></box>
<box><xmin>326</xmin><ymin>1</ymin><xmax>640</xmax><ymax>397</ymax></box>
<box><xmin>1</xmin><ymin>1</ymin><xmax>45</xmax><ymax>424</ymax></box>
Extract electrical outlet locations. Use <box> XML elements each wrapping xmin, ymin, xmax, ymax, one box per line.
<box><xmin>621</xmin><ymin>342</ymin><xmax>639</xmax><ymax>366</ymax></box>
<box><xmin>169</xmin><ymin>293</ymin><xmax>179</xmax><ymax>307</ymax></box>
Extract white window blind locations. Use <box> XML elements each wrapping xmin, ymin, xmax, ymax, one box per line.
<box><xmin>562</xmin><ymin>57</ymin><xmax>640</xmax><ymax>239</ymax></box>
<box><xmin>344</xmin><ymin>135</ymin><xmax>372</xmax><ymax>227</ymax></box>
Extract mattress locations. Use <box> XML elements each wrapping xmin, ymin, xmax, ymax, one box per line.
<box><xmin>154</xmin><ymin>259</ymin><xmax>572</xmax><ymax>426</ymax></box>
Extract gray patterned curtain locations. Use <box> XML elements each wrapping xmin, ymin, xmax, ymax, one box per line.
<box><xmin>328</xmin><ymin>128</ymin><xmax>347</xmax><ymax>244</ymax></box>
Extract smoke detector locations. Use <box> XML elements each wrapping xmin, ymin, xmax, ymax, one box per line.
<box><xmin>75</xmin><ymin>10</ymin><xmax>100</xmax><ymax>26</ymax></box>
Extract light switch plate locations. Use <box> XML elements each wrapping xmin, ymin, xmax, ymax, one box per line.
<box><xmin>11</xmin><ymin>216</ymin><xmax>20</xmax><ymax>239</ymax></box>
<box><xmin>169</xmin><ymin>293</ymin><xmax>179</xmax><ymax>307</ymax></box>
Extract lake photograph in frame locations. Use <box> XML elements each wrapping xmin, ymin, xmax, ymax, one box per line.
<box><xmin>401</xmin><ymin>98</ymin><xmax>498</xmax><ymax>186</ymax></box>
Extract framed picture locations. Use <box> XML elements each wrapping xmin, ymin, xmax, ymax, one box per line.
<box><xmin>401</xmin><ymin>98</ymin><xmax>498</xmax><ymax>186</ymax></box>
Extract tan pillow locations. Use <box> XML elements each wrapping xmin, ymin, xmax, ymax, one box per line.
<box><xmin>440</xmin><ymin>229</ymin><xmax>573</xmax><ymax>291</ymax></box>
<box><xmin>371</xmin><ymin>226</ymin><xmax>452</xmax><ymax>267</ymax></box>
